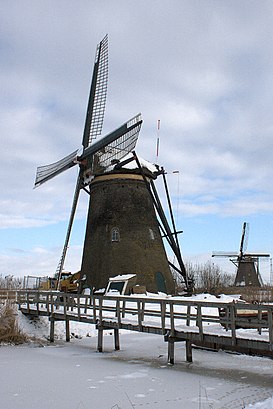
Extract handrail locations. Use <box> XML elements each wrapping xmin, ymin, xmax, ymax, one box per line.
<box><xmin>16</xmin><ymin>290</ymin><xmax>273</xmax><ymax>349</ymax></box>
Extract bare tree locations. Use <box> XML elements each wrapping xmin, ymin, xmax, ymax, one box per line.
<box><xmin>185</xmin><ymin>261</ymin><xmax>234</xmax><ymax>294</ymax></box>
<box><xmin>0</xmin><ymin>275</ymin><xmax>22</xmax><ymax>290</ymax></box>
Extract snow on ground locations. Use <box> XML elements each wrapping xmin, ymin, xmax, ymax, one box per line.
<box><xmin>0</xmin><ymin>306</ymin><xmax>273</xmax><ymax>409</ymax></box>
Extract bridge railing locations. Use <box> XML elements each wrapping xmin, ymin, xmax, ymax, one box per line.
<box><xmin>16</xmin><ymin>290</ymin><xmax>273</xmax><ymax>347</ymax></box>
<box><xmin>0</xmin><ymin>290</ymin><xmax>17</xmax><ymax>304</ymax></box>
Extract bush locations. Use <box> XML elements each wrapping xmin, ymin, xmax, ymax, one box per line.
<box><xmin>0</xmin><ymin>301</ymin><xmax>29</xmax><ymax>344</ymax></box>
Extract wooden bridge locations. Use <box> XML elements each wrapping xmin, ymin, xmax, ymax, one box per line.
<box><xmin>17</xmin><ymin>290</ymin><xmax>273</xmax><ymax>364</ymax></box>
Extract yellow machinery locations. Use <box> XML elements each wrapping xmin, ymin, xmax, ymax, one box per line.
<box><xmin>59</xmin><ymin>271</ymin><xmax>81</xmax><ymax>293</ymax></box>
<box><xmin>36</xmin><ymin>271</ymin><xmax>80</xmax><ymax>293</ymax></box>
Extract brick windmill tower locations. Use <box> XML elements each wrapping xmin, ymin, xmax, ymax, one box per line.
<box><xmin>34</xmin><ymin>36</ymin><xmax>189</xmax><ymax>294</ymax></box>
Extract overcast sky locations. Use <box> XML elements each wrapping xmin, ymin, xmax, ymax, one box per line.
<box><xmin>1</xmin><ymin>0</ymin><xmax>273</xmax><ymax>282</ymax></box>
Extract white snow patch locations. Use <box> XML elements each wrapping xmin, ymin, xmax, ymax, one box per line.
<box><xmin>246</xmin><ymin>397</ymin><xmax>273</xmax><ymax>408</ymax></box>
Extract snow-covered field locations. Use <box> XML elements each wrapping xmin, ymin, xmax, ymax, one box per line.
<box><xmin>1</xmin><ymin>311</ymin><xmax>273</xmax><ymax>409</ymax></box>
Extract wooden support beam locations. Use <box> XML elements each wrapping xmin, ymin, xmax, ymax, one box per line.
<box><xmin>114</xmin><ymin>328</ymin><xmax>120</xmax><ymax>351</ymax></box>
<box><xmin>98</xmin><ymin>327</ymin><xmax>103</xmax><ymax>352</ymax></box>
<box><xmin>49</xmin><ymin>317</ymin><xmax>55</xmax><ymax>343</ymax></box>
<box><xmin>186</xmin><ymin>340</ymin><xmax>193</xmax><ymax>362</ymax></box>
<box><xmin>168</xmin><ymin>340</ymin><xmax>174</xmax><ymax>365</ymax></box>
<box><xmin>65</xmin><ymin>319</ymin><xmax>70</xmax><ymax>342</ymax></box>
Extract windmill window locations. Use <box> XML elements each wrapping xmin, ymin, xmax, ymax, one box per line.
<box><xmin>111</xmin><ymin>228</ymin><xmax>120</xmax><ymax>242</ymax></box>
<box><xmin>149</xmin><ymin>228</ymin><xmax>155</xmax><ymax>240</ymax></box>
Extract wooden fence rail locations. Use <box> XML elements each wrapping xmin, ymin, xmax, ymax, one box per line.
<box><xmin>0</xmin><ymin>290</ymin><xmax>17</xmax><ymax>304</ymax></box>
<box><xmin>16</xmin><ymin>290</ymin><xmax>273</xmax><ymax>364</ymax></box>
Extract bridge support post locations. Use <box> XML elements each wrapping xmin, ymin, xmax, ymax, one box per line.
<box><xmin>98</xmin><ymin>327</ymin><xmax>103</xmax><ymax>352</ymax></box>
<box><xmin>65</xmin><ymin>319</ymin><xmax>70</xmax><ymax>342</ymax></box>
<box><xmin>186</xmin><ymin>340</ymin><xmax>192</xmax><ymax>362</ymax></box>
<box><xmin>168</xmin><ymin>340</ymin><xmax>174</xmax><ymax>365</ymax></box>
<box><xmin>114</xmin><ymin>328</ymin><xmax>120</xmax><ymax>350</ymax></box>
<box><xmin>49</xmin><ymin>317</ymin><xmax>55</xmax><ymax>343</ymax></box>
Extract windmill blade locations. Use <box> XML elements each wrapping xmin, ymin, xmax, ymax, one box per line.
<box><xmin>243</xmin><ymin>253</ymin><xmax>270</xmax><ymax>258</ymax></box>
<box><xmin>212</xmin><ymin>252</ymin><xmax>239</xmax><ymax>258</ymax></box>
<box><xmin>82</xmin><ymin>34</ymin><xmax>108</xmax><ymax>149</ymax></box>
<box><xmin>81</xmin><ymin>113</ymin><xmax>142</xmax><ymax>174</ymax></box>
<box><xmin>34</xmin><ymin>35</ymin><xmax>108</xmax><ymax>189</ymax></box>
<box><xmin>239</xmin><ymin>222</ymin><xmax>247</xmax><ymax>256</ymax></box>
<box><xmin>56</xmin><ymin>175</ymin><xmax>81</xmax><ymax>284</ymax></box>
<box><xmin>34</xmin><ymin>149</ymin><xmax>79</xmax><ymax>188</ymax></box>
<box><xmin>243</xmin><ymin>222</ymin><xmax>249</xmax><ymax>253</ymax></box>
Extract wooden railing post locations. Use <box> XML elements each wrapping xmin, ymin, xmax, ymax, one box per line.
<box><xmin>46</xmin><ymin>293</ymin><xmax>49</xmax><ymax>315</ymax></box>
<box><xmin>160</xmin><ymin>301</ymin><xmax>166</xmax><ymax>333</ymax></box>
<box><xmin>99</xmin><ymin>297</ymin><xmax>103</xmax><ymax>325</ymax></box>
<box><xmin>93</xmin><ymin>296</ymin><xmax>97</xmax><ymax>321</ymax></box>
<box><xmin>137</xmin><ymin>300</ymin><xmax>143</xmax><ymax>330</ymax></box>
<box><xmin>258</xmin><ymin>307</ymin><xmax>262</xmax><ymax>335</ymax></box>
<box><xmin>230</xmin><ymin>302</ymin><xmax>237</xmax><ymax>346</ymax></box>
<box><xmin>50</xmin><ymin>293</ymin><xmax>54</xmax><ymax>314</ymax></box>
<box><xmin>186</xmin><ymin>305</ymin><xmax>191</xmax><ymax>326</ymax></box>
<box><xmin>268</xmin><ymin>306</ymin><xmax>273</xmax><ymax>350</ymax></box>
<box><xmin>116</xmin><ymin>299</ymin><xmax>121</xmax><ymax>326</ymax></box>
<box><xmin>63</xmin><ymin>293</ymin><xmax>67</xmax><ymax>319</ymax></box>
<box><xmin>84</xmin><ymin>295</ymin><xmax>88</xmax><ymax>314</ymax></box>
<box><xmin>27</xmin><ymin>292</ymin><xmax>30</xmax><ymax>314</ymax></box>
<box><xmin>170</xmin><ymin>302</ymin><xmax>174</xmax><ymax>337</ymax></box>
<box><xmin>36</xmin><ymin>291</ymin><xmax>39</xmax><ymax>314</ymax></box>
<box><xmin>77</xmin><ymin>294</ymin><xmax>81</xmax><ymax>320</ymax></box>
<box><xmin>196</xmin><ymin>304</ymin><xmax>203</xmax><ymax>341</ymax></box>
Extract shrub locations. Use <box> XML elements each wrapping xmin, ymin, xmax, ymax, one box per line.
<box><xmin>0</xmin><ymin>301</ymin><xmax>28</xmax><ymax>344</ymax></box>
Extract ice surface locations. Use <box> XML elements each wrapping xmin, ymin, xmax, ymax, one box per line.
<box><xmin>0</xmin><ymin>309</ymin><xmax>272</xmax><ymax>409</ymax></box>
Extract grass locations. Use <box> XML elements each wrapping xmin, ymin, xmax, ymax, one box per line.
<box><xmin>0</xmin><ymin>300</ymin><xmax>29</xmax><ymax>345</ymax></box>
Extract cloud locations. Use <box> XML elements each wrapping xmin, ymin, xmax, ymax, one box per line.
<box><xmin>1</xmin><ymin>1</ymin><xmax>273</xmax><ymax>275</ymax></box>
<box><xmin>0</xmin><ymin>245</ymin><xmax>82</xmax><ymax>277</ymax></box>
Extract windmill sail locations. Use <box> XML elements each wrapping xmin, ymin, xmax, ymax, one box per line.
<box><xmin>35</xmin><ymin>36</ymin><xmax>109</xmax><ymax>189</ymax></box>
<box><xmin>34</xmin><ymin>149</ymin><xmax>79</xmax><ymax>188</ymax></box>
<box><xmin>55</xmin><ymin>35</ymin><xmax>109</xmax><ymax>279</ymax></box>
<box><xmin>55</xmin><ymin>176</ymin><xmax>81</xmax><ymax>278</ymax></box>
<box><xmin>84</xmin><ymin>113</ymin><xmax>142</xmax><ymax>174</ymax></box>
<box><xmin>34</xmin><ymin>35</ymin><xmax>145</xmax><ymax>284</ymax></box>
<box><xmin>82</xmin><ymin>34</ymin><xmax>108</xmax><ymax>148</ymax></box>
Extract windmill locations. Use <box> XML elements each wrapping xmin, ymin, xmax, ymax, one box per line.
<box><xmin>34</xmin><ymin>35</ymin><xmax>188</xmax><ymax>294</ymax></box>
<box><xmin>212</xmin><ymin>222</ymin><xmax>270</xmax><ymax>287</ymax></box>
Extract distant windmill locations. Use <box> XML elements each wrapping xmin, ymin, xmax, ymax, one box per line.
<box><xmin>212</xmin><ymin>222</ymin><xmax>270</xmax><ymax>287</ymax></box>
<box><xmin>34</xmin><ymin>35</ymin><xmax>188</xmax><ymax>294</ymax></box>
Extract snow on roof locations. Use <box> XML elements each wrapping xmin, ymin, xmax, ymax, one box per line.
<box><xmin>107</xmin><ymin>153</ymin><xmax>159</xmax><ymax>174</ymax></box>
<box><xmin>108</xmin><ymin>274</ymin><xmax>137</xmax><ymax>282</ymax></box>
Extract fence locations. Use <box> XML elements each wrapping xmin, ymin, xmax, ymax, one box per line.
<box><xmin>16</xmin><ymin>290</ymin><xmax>273</xmax><ymax>363</ymax></box>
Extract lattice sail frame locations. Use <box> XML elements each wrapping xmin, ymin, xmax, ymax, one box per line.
<box><xmin>82</xmin><ymin>34</ymin><xmax>108</xmax><ymax>148</ymax></box>
<box><xmin>34</xmin><ymin>114</ymin><xmax>142</xmax><ymax>188</ymax></box>
<box><xmin>91</xmin><ymin>114</ymin><xmax>142</xmax><ymax>174</ymax></box>
<box><xmin>34</xmin><ymin>149</ymin><xmax>79</xmax><ymax>188</ymax></box>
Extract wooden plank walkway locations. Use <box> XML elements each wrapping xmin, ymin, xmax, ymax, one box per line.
<box><xmin>17</xmin><ymin>290</ymin><xmax>273</xmax><ymax>364</ymax></box>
